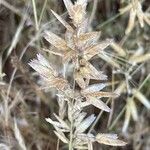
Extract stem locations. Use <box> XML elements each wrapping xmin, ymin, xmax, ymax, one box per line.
<box><xmin>56</xmin><ymin>139</ymin><xmax>60</xmax><ymax>150</ymax></box>
<box><xmin>97</xmin><ymin>13</ymin><xmax>122</xmax><ymax>29</ymax></box>
<box><xmin>69</xmin><ymin>67</ymin><xmax>76</xmax><ymax>150</ymax></box>
<box><xmin>89</xmin><ymin>0</ymin><xmax>98</xmax><ymax>25</ymax></box>
<box><xmin>69</xmin><ymin>116</ymin><xmax>73</xmax><ymax>150</ymax></box>
<box><xmin>107</xmin><ymin>68</ymin><xmax>115</xmax><ymax>127</ymax></box>
<box><xmin>109</xmin><ymin>106</ymin><xmax>126</xmax><ymax>130</ymax></box>
<box><xmin>31</xmin><ymin>0</ymin><xmax>39</xmax><ymax>31</ymax></box>
<box><xmin>39</xmin><ymin>0</ymin><xmax>48</xmax><ymax>26</ymax></box>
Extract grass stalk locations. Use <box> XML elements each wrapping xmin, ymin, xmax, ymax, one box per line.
<box><xmin>39</xmin><ymin>0</ymin><xmax>48</xmax><ymax>26</ymax></box>
<box><xmin>69</xmin><ymin>116</ymin><xmax>73</xmax><ymax>150</ymax></box>
<box><xmin>31</xmin><ymin>0</ymin><xmax>39</xmax><ymax>31</ymax></box>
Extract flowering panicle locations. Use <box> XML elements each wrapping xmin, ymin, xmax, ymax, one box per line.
<box><xmin>29</xmin><ymin>0</ymin><xmax>126</xmax><ymax>149</ymax></box>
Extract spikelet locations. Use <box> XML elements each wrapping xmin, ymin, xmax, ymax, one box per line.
<box><xmin>127</xmin><ymin>98</ymin><xmax>138</xmax><ymax>121</ymax></box>
<box><xmin>129</xmin><ymin>53</ymin><xmax>150</xmax><ymax>64</ymax></box>
<box><xmin>28</xmin><ymin>53</ymin><xmax>58</xmax><ymax>78</ymax></box>
<box><xmin>14</xmin><ymin>119</ymin><xmax>27</xmax><ymax>150</ymax></box>
<box><xmin>96</xmin><ymin>133</ymin><xmax>127</xmax><ymax>146</ymax></box>
<box><xmin>110</xmin><ymin>42</ymin><xmax>126</xmax><ymax>57</ymax></box>
<box><xmin>63</xmin><ymin>0</ymin><xmax>88</xmax><ymax>26</ymax></box>
<box><xmin>132</xmin><ymin>89</ymin><xmax>150</xmax><ymax>109</ymax></box>
<box><xmin>120</xmin><ymin>0</ymin><xmax>150</xmax><ymax>34</ymax></box>
<box><xmin>84</xmin><ymin>39</ymin><xmax>113</xmax><ymax>60</ymax></box>
<box><xmin>29</xmin><ymin>54</ymin><xmax>72</xmax><ymax>93</ymax></box>
<box><xmin>44</xmin><ymin>31</ymin><xmax>70</xmax><ymax>51</ymax></box>
<box><xmin>122</xmin><ymin>104</ymin><xmax>131</xmax><ymax>133</ymax></box>
<box><xmin>125</xmin><ymin>8</ymin><xmax>136</xmax><ymax>35</ymax></box>
<box><xmin>75</xmin><ymin>114</ymin><xmax>96</xmax><ymax>134</ymax></box>
<box><xmin>78</xmin><ymin>59</ymin><xmax>107</xmax><ymax>80</ymax></box>
<box><xmin>51</xmin><ymin>9</ymin><xmax>74</xmax><ymax>32</ymax></box>
<box><xmin>86</xmin><ymin>96</ymin><xmax>111</xmax><ymax>112</ymax></box>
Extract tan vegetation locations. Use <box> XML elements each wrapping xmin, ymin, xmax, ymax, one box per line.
<box><xmin>0</xmin><ymin>0</ymin><xmax>149</xmax><ymax>149</ymax></box>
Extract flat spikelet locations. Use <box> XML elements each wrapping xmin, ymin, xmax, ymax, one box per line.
<box><xmin>84</xmin><ymin>39</ymin><xmax>113</xmax><ymax>60</ymax></box>
<box><xmin>44</xmin><ymin>31</ymin><xmax>69</xmax><ymax>51</ymax></box>
<box><xmin>96</xmin><ymin>134</ymin><xmax>127</xmax><ymax>146</ymax></box>
<box><xmin>86</xmin><ymin>96</ymin><xmax>111</xmax><ymax>112</ymax></box>
<box><xmin>51</xmin><ymin>9</ymin><xmax>74</xmax><ymax>32</ymax></box>
<box><xmin>29</xmin><ymin>54</ymin><xmax>72</xmax><ymax>92</ymax></box>
<box><xmin>29</xmin><ymin>53</ymin><xmax>58</xmax><ymax>78</ymax></box>
<box><xmin>79</xmin><ymin>59</ymin><xmax>107</xmax><ymax>80</ymax></box>
<box><xmin>63</xmin><ymin>0</ymin><xmax>88</xmax><ymax>26</ymax></box>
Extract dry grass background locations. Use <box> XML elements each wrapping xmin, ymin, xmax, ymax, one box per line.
<box><xmin>0</xmin><ymin>0</ymin><xmax>150</xmax><ymax>149</ymax></box>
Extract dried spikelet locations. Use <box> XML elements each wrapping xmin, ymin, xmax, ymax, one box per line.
<box><xmin>136</xmin><ymin>1</ymin><xmax>144</xmax><ymax>27</ymax></box>
<box><xmin>51</xmin><ymin>10</ymin><xmax>74</xmax><ymax>32</ymax></box>
<box><xmin>75</xmin><ymin>72</ymin><xmax>86</xmax><ymax>89</ymax></box>
<box><xmin>14</xmin><ymin>119</ymin><xmax>27</xmax><ymax>150</ymax></box>
<box><xmin>29</xmin><ymin>54</ymin><xmax>72</xmax><ymax>93</ymax></box>
<box><xmin>98</xmin><ymin>53</ymin><xmax>120</xmax><ymax>68</ymax></box>
<box><xmin>86</xmin><ymin>96</ymin><xmax>111</xmax><ymax>112</ymax></box>
<box><xmin>120</xmin><ymin>0</ymin><xmax>150</xmax><ymax>34</ymax></box>
<box><xmin>84</xmin><ymin>91</ymin><xmax>118</xmax><ymax>98</ymax></box>
<box><xmin>143</xmin><ymin>13</ymin><xmax>150</xmax><ymax>25</ymax></box>
<box><xmin>127</xmin><ymin>98</ymin><xmax>138</xmax><ymax>121</ymax></box>
<box><xmin>79</xmin><ymin>59</ymin><xmax>107</xmax><ymax>80</ymax></box>
<box><xmin>75</xmin><ymin>31</ymin><xmax>101</xmax><ymax>49</ymax></box>
<box><xmin>75</xmin><ymin>114</ymin><xmax>96</xmax><ymax>134</ymax></box>
<box><xmin>63</xmin><ymin>49</ymin><xmax>77</xmax><ymax>63</ymax></box>
<box><xmin>76</xmin><ymin>133</ymin><xmax>95</xmax><ymax>143</ymax></box>
<box><xmin>28</xmin><ymin>54</ymin><xmax>58</xmax><ymax>78</ymax></box>
<box><xmin>119</xmin><ymin>4</ymin><xmax>132</xmax><ymax>14</ymax></box>
<box><xmin>122</xmin><ymin>104</ymin><xmax>131</xmax><ymax>133</ymax></box>
<box><xmin>84</xmin><ymin>39</ymin><xmax>113</xmax><ymax>60</ymax></box>
<box><xmin>53</xmin><ymin>113</ymin><xmax>70</xmax><ymax>130</ymax></box>
<box><xmin>74</xmin><ymin>112</ymin><xmax>87</xmax><ymax>127</ymax></box>
<box><xmin>67</xmin><ymin>102</ymin><xmax>75</xmax><ymax>122</ymax></box>
<box><xmin>125</xmin><ymin>8</ymin><xmax>136</xmax><ymax>35</ymax></box>
<box><xmin>63</xmin><ymin>0</ymin><xmax>74</xmax><ymax>18</ymax></box>
<box><xmin>129</xmin><ymin>53</ymin><xmax>150</xmax><ymax>64</ymax></box>
<box><xmin>44</xmin><ymin>31</ymin><xmax>70</xmax><ymax>51</ymax></box>
<box><xmin>114</xmin><ymin>82</ymin><xmax>126</xmax><ymax>94</ymax></box>
<box><xmin>81</xmin><ymin>83</ymin><xmax>106</xmax><ymax>94</ymax></box>
<box><xmin>77</xmin><ymin>18</ymin><xmax>89</xmax><ymax>34</ymax></box>
<box><xmin>110</xmin><ymin>42</ymin><xmax>126</xmax><ymax>57</ymax></box>
<box><xmin>49</xmin><ymin>77</ymin><xmax>70</xmax><ymax>91</ymax></box>
<box><xmin>78</xmin><ymin>101</ymin><xmax>92</xmax><ymax>108</ymax></box>
<box><xmin>57</xmin><ymin>95</ymin><xmax>67</xmax><ymax>119</ymax></box>
<box><xmin>132</xmin><ymin>89</ymin><xmax>150</xmax><ymax>109</ymax></box>
<box><xmin>63</xmin><ymin>0</ymin><xmax>88</xmax><ymax>26</ymax></box>
<box><xmin>54</xmin><ymin>131</ymin><xmax>69</xmax><ymax>143</ymax></box>
<box><xmin>96</xmin><ymin>133</ymin><xmax>127</xmax><ymax>146</ymax></box>
<box><xmin>45</xmin><ymin>118</ymin><xmax>70</xmax><ymax>132</ymax></box>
